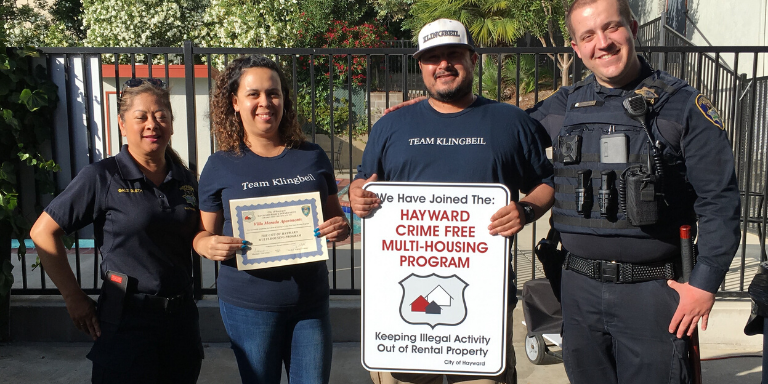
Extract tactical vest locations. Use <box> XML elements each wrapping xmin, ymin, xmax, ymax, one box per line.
<box><xmin>552</xmin><ymin>72</ymin><xmax>697</xmax><ymax>239</ymax></box>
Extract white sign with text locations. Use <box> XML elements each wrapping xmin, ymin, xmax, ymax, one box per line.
<box><xmin>361</xmin><ymin>182</ymin><xmax>510</xmax><ymax>375</ymax></box>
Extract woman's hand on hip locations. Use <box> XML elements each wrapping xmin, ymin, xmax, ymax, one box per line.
<box><xmin>64</xmin><ymin>292</ymin><xmax>100</xmax><ymax>341</ymax></box>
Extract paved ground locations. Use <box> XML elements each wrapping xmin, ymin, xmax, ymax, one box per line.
<box><xmin>0</xmin><ymin>318</ymin><xmax>763</xmax><ymax>384</ymax></box>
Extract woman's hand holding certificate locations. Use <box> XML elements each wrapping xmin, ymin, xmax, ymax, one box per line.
<box><xmin>316</xmin><ymin>215</ymin><xmax>351</xmax><ymax>243</ymax></box>
<box><xmin>230</xmin><ymin>191</ymin><xmax>330</xmax><ymax>270</ymax></box>
<box><xmin>194</xmin><ymin>235</ymin><xmax>244</xmax><ymax>262</ymax></box>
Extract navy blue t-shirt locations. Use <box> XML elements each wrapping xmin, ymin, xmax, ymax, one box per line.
<box><xmin>198</xmin><ymin>142</ymin><xmax>337</xmax><ymax>311</ymax></box>
<box><xmin>356</xmin><ymin>97</ymin><xmax>554</xmax><ymax>199</ymax></box>
<box><xmin>44</xmin><ymin>145</ymin><xmax>200</xmax><ymax>296</ymax></box>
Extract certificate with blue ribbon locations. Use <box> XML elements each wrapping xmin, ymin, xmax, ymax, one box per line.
<box><xmin>229</xmin><ymin>191</ymin><xmax>328</xmax><ymax>270</ymax></box>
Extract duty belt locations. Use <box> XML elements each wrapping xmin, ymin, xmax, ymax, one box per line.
<box><xmin>563</xmin><ymin>252</ymin><xmax>676</xmax><ymax>283</ymax></box>
<box><xmin>125</xmin><ymin>288</ymin><xmax>193</xmax><ymax>314</ymax></box>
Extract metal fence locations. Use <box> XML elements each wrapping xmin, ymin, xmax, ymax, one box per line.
<box><xmin>9</xmin><ymin>43</ymin><xmax>768</xmax><ymax>298</ymax></box>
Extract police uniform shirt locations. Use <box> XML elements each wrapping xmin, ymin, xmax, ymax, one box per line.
<box><xmin>44</xmin><ymin>145</ymin><xmax>200</xmax><ymax>297</ymax></box>
<box><xmin>356</xmin><ymin>96</ymin><xmax>554</xmax><ymax>197</ymax></box>
<box><xmin>198</xmin><ymin>142</ymin><xmax>336</xmax><ymax>311</ymax></box>
<box><xmin>528</xmin><ymin>57</ymin><xmax>740</xmax><ymax>293</ymax></box>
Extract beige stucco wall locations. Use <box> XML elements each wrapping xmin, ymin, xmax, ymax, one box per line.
<box><xmin>687</xmin><ymin>0</ymin><xmax>767</xmax><ymax>76</ymax></box>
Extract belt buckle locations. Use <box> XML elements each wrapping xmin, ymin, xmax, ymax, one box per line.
<box><xmin>165</xmin><ymin>295</ymin><xmax>183</xmax><ymax>313</ymax></box>
<box><xmin>600</xmin><ymin>261</ymin><xmax>619</xmax><ymax>283</ymax></box>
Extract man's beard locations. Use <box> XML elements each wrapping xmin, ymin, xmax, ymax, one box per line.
<box><xmin>426</xmin><ymin>72</ymin><xmax>474</xmax><ymax>102</ymax></box>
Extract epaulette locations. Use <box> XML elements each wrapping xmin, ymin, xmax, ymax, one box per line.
<box><xmin>640</xmin><ymin>77</ymin><xmax>680</xmax><ymax>95</ymax></box>
<box><xmin>567</xmin><ymin>76</ymin><xmax>595</xmax><ymax>94</ymax></box>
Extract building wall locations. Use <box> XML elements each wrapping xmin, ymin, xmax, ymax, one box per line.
<box><xmin>687</xmin><ymin>0</ymin><xmax>767</xmax><ymax>76</ymax></box>
<box><xmin>629</xmin><ymin>0</ymin><xmax>665</xmax><ymax>24</ymax></box>
<box><xmin>630</xmin><ymin>0</ymin><xmax>767</xmax><ymax>77</ymax></box>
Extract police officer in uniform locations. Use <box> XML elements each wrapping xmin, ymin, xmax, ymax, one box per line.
<box><xmin>30</xmin><ymin>79</ymin><xmax>203</xmax><ymax>383</ymax></box>
<box><xmin>528</xmin><ymin>0</ymin><xmax>741</xmax><ymax>382</ymax></box>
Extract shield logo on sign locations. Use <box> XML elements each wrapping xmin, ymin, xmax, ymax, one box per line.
<box><xmin>301</xmin><ymin>205</ymin><xmax>311</xmax><ymax>216</ymax></box>
<box><xmin>399</xmin><ymin>273</ymin><xmax>468</xmax><ymax>329</ymax></box>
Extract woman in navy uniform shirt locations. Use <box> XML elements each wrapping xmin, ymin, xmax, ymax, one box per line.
<box><xmin>194</xmin><ymin>55</ymin><xmax>350</xmax><ymax>384</ymax></box>
<box><xmin>30</xmin><ymin>79</ymin><xmax>202</xmax><ymax>383</ymax></box>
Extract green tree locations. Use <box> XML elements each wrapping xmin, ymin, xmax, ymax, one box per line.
<box><xmin>0</xmin><ymin>46</ymin><xmax>61</xmax><ymax>313</ymax></box>
<box><xmin>197</xmin><ymin>0</ymin><xmax>299</xmax><ymax>50</ymax></box>
<box><xmin>404</xmin><ymin>0</ymin><xmax>531</xmax><ymax>47</ymax></box>
<box><xmin>295</xmin><ymin>0</ymin><xmax>375</xmax><ymax>47</ymax></box>
<box><xmin>532</xmin><ymin>0</ymin><xmax>573</xmax><ymax>87</ymax></box>
<box><xmin>1</xmin><ymin>0</ymin><xmax>84</xmax><ymax>47</ymax></box>
<box><xmin>295</xmin><ymin>19</ymin><xmax>392</xmax><ymax>138</ymax></box>
<box><xmin>50</xmin><ymin>0</ymin><xmax>86</xmax><ymax>43</ymax></box>
<box><xmin>373</xmin><ymin>0</ymin><xmax>414</xmax><ymax>23</ymax></box>
<box><xmin>372</xmin><ymin>0</ymin><xmax>414</xmax><ymax>40</ymax></box>
<box><xmin>82</xmin><ymin>0</ymin><xmax>206</xmax><ymax>48</ymax></box>
<box><xmin>405</xmin><ymin>0</ymin><xmax>574</xmax><ymax>85</ymax></box>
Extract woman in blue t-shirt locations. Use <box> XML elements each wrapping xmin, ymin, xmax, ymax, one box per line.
<box><xmin>194</xmin><ymin>55</ymin><xmax>350</xmax><ymax>384</ymax></box>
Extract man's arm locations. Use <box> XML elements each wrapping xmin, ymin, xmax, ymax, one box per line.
<box><xmin>488</xmin><ymin>183</ymin><xmax>555</xmax><ymax>237</ymax></box>
<box><xmin>667</xmin><ymin>92</ymin><xmax>741</xmax><ymax>337</ymax></box>
<box><xmin>526</xmin><ymin>88</ymin><xmax>569</xmax><ymax>146</ymax></box>
<box><xmin>383</xmin><ymin>96</ymin><xmax>426</xmax><ymax>115</ymax></box>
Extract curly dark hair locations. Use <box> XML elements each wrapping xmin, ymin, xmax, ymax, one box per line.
<box><xmin>210</xmin><ymin>55</ymin><xmax>303</xmax><ymax>154</ymax></box>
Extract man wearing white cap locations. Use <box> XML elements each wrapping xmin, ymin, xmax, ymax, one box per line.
<box><xmin>350</xmin><ymin>19</ymin><xmax>555</xmax><ymax>384</ymax></box>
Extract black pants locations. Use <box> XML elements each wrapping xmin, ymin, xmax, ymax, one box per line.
<box><xmin>560</xmin><ymin>269</ymin><xmax>691</xmax><ymax>384</ymax></box>
<box><xmin>87</xmin><ymin>301</ymin><xmax>203</xmax><ymax>384</ymax></box>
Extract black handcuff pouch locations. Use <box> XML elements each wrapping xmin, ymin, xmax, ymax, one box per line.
<box><xmin>99</xmin><ymin>270</ymin><xmax>128</xmax><ymax>325</ymax></box>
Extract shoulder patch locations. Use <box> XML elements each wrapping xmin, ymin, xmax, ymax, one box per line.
<box><xmin>695</xmin><ymin>94</ymin><xmax>724</xmax><ymax>130</ymax></box>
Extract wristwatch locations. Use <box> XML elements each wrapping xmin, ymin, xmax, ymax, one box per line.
<box><xmin>518</xmin><ymin>202</ymin><xmax>536</xmax><ymax>225</ymax></box>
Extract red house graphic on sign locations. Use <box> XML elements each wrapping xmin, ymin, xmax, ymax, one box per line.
<box><xmin>410</xmin><ymin>295</ymin><xmax>429</xmax><ymax>312</ymax></box>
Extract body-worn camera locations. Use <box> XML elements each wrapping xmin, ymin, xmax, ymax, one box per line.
<box><xmin>558</xmin><ymin>135</ymin><xmax>582</xmax><ymax>164</ymax></box>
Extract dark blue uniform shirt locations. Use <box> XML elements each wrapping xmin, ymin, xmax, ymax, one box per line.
<box><xmin>528</xmin><ymin>57</ymin><xmax>741</xmax><ymax>293</ymax></box>
<box><xmin>44</xmin><ymin>145</ymin><xmax>200</xmax><ymax>296</ymax></box>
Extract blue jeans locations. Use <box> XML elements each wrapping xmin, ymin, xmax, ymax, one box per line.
<box><xmin>219</xmin><ymin>299</ymin><xmax>333</xmax><ymax>384</ymax></box>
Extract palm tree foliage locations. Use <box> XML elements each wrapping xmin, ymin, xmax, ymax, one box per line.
<box><xmin>477</xmin><ymin>55</ymin><xmax>554</xmax><ymax>101</ymax></box>
<box><xmin>404</xmin><ymin>0</ymin><xmax>574</xmax><ymax>85</ymax></box>
<box><xmin>404</xmin><ymin>0</ymin><xmax>542</xmax><ymax>47</ymax></box>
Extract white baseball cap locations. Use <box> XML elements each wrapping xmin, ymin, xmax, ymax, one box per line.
<box><xmin>414</xmin><ymin>19</ymin><xmax>475</xmax><ymax>60</ymax></box>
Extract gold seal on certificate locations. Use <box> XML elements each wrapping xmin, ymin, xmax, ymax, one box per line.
<box><xmin>229</xmin><ymin>191</ymin><xmax>329</xmax><ymax>270</ymax></box>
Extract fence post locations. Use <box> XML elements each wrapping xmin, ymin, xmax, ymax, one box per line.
<box><xmin>183</xmin><ymin>40</ymin><xmax>203</xmax><ymax>300</ymax></box>
<box><xmin>658</xmin><ymin>11</ymin><xmax>667</xmax><ymax>70</ymax></box>
<box><xmin>0</xmin><ymin>222</ymin><xmax>10</xmax><ymax>341</ymax></box>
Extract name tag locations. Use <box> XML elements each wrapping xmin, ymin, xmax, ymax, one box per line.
<box><xmin>572</xmin><ymin>100</ymin><xmax>604</xmax><ymax>108</ymax></box>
